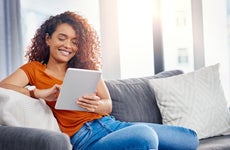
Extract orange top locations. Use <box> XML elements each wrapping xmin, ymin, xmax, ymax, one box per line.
<box><xmin>20</xmin><ymin>61</ymin><xmax>103</xmax><ymax>137</ymax></box>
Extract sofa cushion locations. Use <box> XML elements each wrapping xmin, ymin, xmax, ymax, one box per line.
<box><xmin>148</xmin><ymin>64</ymin><xmax>230</xmax><ymax>139</ymax></box>
<box><xmin>105</xmin><ymin>70</ymin><xmax>183</xmax><ymax>123</ymax></box>
<box><xmin>0</xmin><ymin>88</ymin><xmax>60</xmax><ymax>132</ymax></box>
<box><xmin>198</xmin><ymin>135</ymin><xmax>230</xmax><ymax>150</ymax></box>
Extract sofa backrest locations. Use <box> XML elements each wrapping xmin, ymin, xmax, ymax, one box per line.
<box><xmin>105</xmin><ymin>70</ymin><xmax>183</xmax><ymax>124</ymax></box>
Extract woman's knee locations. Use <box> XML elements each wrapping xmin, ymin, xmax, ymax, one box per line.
<box><xmin>177</xmin><ymin>127</ymin><xmax>199</xmax><ymax>150</ymax></box>
<box><xmin>183</xmin><ymin>128</ymin><xmax>199</xmax><ymax>150</ymax></box>
<box><xmin>159</xmin><ymin>126</ymin><xmax>199</xmax><ymax>150</ymax></box>
<box><xmin>128</xmin><ymin>124</ymin><xmax>159</xmax><ymax>149</ymax></box>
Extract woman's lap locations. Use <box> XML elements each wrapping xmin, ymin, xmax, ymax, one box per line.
<box><xmin>70</xmin><ymin>116</ymin><xmax>198</xmax><ymax>150</ymax></box>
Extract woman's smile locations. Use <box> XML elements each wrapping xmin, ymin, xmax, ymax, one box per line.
<box><xmin>58</xmin><ymin>49</ymin><xmax>72</xmax><ymax>56</ymax></box>
<box><xmin>46</xmin><ymin>23</ymin><xmax>78</xmax><ymax>63</ymax></box>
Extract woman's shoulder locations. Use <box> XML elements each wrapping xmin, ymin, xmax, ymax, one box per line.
<box><xmin>20</xmin><ymin>61</ymin><xmax>45</xmax><ymax>70</ymax></box>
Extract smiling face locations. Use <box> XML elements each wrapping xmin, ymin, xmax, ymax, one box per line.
<box><xmin>45</xmin><ymin>23</ymin><xmax>78</xmax><ymax>64</ymax></box>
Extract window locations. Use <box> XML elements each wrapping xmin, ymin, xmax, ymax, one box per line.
<box><xmin>98</xmin><ymin>0</ymin><xmax>155</xmax><ymax>79</ymax></box>
<box><xmin>117</xmin><ymin>0</ymin><xmax>154</xmax><ymax>79</ymax></box>
<box><xmin>202</xmin><ymin>0</ymin><xmax>230</xmax><ymax>103</ymax></box>
<box><xmin>161</xmin><ymin>0</ymin><xmax>194</xmax><ymax>73</ymax></box>
<box><xmin>160</xmin><ymin>0</ymin><xmax>230</xmax><ymax>103</ymax></box>
<box><xmin>20</xmin><ymin>0</ymin><xmax>230</xmax><ymax>103</ymax></box>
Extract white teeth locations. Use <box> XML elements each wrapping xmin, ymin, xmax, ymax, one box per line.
<box><xmin>60</xmin><ymin>50</ymin><xmax>70</xmax><ymax>56</ymax></box>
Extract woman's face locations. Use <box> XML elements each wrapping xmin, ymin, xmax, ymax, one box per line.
<box><xmin>46</xmin><ymin>23</ymin><xmax>78</xmax><ymax>64</ymax></box>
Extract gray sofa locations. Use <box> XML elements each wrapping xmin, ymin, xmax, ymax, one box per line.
<box><xmin>0</xmin><ymin>69</ymin><xmax>230</xmax><ymax>150</ymax></box>
<box><xmin>105</xmin><ymin>70</ymin><xmax>230</xmax><ymax>150</ymax></box>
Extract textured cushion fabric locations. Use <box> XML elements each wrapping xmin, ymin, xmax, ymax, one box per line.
<box><xmin>198</xmin><ymin>135</ymin><xmax>230</xmax><ymax>150</ymax></box>
<box><xmin>148</xmin><ymin>64</ymin><xmax>230</xmax><ymax>139</ymax></box>
<box><xmin>0</xmin><ymin>88</ymin><xmax>60</xmax><ymax>132</ymax></box>
<box><xmin>0</xmin><ymin>126</ymin><xmax>72</xmax><ymax>150</ymax></box>
<box><xmin>105</xmin><ymin>70</ymin><xmax>183</xmax><ymax>123</ymax></box>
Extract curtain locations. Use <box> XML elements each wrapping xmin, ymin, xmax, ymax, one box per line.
<box><xmin>0</xmin><ymin>0</ymin><xmax>23</xmax><ymax>80</ymax></box>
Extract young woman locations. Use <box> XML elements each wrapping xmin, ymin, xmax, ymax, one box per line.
<box><xmin>0</xmin><ymin>11</ymin><xmax>199</xmax><ymax>150</ymax></box>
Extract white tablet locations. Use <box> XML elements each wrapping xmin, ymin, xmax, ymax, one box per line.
<box><xmin>55</xmin><ymin>68</ymin><xmax>101</xmax><ymax>111</ymax></box>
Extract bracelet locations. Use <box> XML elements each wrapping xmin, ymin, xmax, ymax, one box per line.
<box><xmin>29</xmin><ymin>89</ymin><xmax>36</xmax><ymax>98</ymax></box>
<box><xmin>27</xmin><ymin>86</ymin><xmax>36</xmax><ymax>98</ymax></box>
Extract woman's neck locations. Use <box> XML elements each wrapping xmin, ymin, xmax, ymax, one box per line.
<box><xmin>45</xmin><ymin>61</ymin><xmax>67</xmax><ymax>81</ymax></box>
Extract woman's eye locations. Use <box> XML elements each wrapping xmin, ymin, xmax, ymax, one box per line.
<box><xmin>72</xmin><ymin>40</ymin><xmax>78</xmax><ymax>46</ymax></box>
<box><xmin>58</xmin><ymin>38</ymin><xmax>65</xmax><ymax>41</ymax></box>
<box><xmin>58</xmin><ymin>36</ymin><xmax>66</xmax><ymax>41</ymax></box>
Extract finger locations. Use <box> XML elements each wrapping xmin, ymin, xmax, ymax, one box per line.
<box><xmin>77</xmin><ymin>101</ymin><xmax>97</xmax><ymax>112</ymax></box>
<box><xmin>77</xmin><ymin>98</ymin><xmax>93</xmax><ymax>105</ymax></box>
<box><xmin>82</xmin><ymin>95</ymin><xmax>100</xmax><ymax>100</ymax></box>
<box><xmin>78</xmin><ymin>97</ymin><xmax>101</xmax><ymax>106</ymax></box>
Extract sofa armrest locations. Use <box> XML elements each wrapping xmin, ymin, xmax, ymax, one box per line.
<box><xmin>0</xmin><ymin>126</ymin><xmax>72</xmax><ymax>150</ymax></box>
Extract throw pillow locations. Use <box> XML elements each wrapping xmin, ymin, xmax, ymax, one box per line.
<box><xmin>0</xmin><ymin>88</ymin><xmax>60</xmax><ymax>132</ymax></box>
<box><xmin>105</xmin><ymin>69</ymin><xmax>184</xmax><ymax>123</ymax></box>
<box><xmin>148</xmin><ymin>64</ymin><xmax>230</xmax><ymax>139</ymax></box>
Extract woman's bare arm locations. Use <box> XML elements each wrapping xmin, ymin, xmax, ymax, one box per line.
<box><xmin>0</xmin><ymin>69</ymin><xmax>30</xmax><ymax>96</ymax></box>
<box><xmin>0</xmin><ymin>69</ymin><xmax>61</xmax><ymax>101</ymax></box>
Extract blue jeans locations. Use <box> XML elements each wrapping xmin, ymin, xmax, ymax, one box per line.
<box><xmin>70</xmin><ymin>116</ymin><xmax>198</xmax><ymax>150</ymax></box>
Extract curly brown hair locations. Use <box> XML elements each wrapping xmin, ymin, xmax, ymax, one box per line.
<box><xmin>26</xmin><ymin>11</ymin><xmax>101</xmax><ymax>70</ymax></box>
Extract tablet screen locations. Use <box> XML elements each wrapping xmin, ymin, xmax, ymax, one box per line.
<box><xmin>55</xmin><ymin>68</ymin><xmax>101</xmax><ymax>111</ymax></box>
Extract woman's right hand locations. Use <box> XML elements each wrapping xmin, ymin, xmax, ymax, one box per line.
<box><xmin>36</xmin><ymin>84</ymin><xmax>61</xmax><ymax>102</ymax></box>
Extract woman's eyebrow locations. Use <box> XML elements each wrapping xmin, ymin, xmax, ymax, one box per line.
<box><xmin>58</xmin><ymin>33</ymin><xmax>68</xmax><ymax>37</ymax></box>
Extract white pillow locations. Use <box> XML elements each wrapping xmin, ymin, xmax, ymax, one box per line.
<box><xmin>148</xmin><ymin>64</ymin><xmax>230</xmax><ymax>139</ymax></box>
<box><xmin>0</xmin><ymin>87</ymin><xmax>60</xmax><ymax>132</ymax></box>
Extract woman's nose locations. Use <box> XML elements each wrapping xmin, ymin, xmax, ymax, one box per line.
<box><xmin>64</xmin><ymin>40</ymin><xmax>72</xmax><ymax>48</ymax></box>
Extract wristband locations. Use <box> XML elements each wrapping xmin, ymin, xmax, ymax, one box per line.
<box><xmin>27</xmin><ymin>86</ymin><xmax>36</xmax><ymax>98</ymax></box>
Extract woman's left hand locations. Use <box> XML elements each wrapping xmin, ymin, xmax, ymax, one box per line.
<box><xmin>76</xmin><ymin>94</ymin><xmax>102</xmax><ymax>112</ymax></box>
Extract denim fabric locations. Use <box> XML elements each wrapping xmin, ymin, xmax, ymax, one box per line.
<box><xmin>70</xmin><ymin>116</ymin><xmax>198</xmax><ymax>150</ymax></box>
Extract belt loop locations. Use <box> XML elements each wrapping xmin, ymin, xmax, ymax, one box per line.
<box><xmin>85</xmin><ymin>122</ymin><xmax>91</xmax><ymax>130</ymax></box>
<box><xmin>97</xmin><ymin>117</ymin><xmax>106</xmax><ymax>127</ymax></box>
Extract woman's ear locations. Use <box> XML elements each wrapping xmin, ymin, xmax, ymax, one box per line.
<box><xmin>45</xmin><ymin>33</ymin><xmax>50</xmax><ymax>46</ymax></box>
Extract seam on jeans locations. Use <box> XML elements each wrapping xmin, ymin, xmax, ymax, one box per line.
<box><xmin>77</xmin><ymin>124</ymin><xmax>92</xmax><ymax>150</ymax></box>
